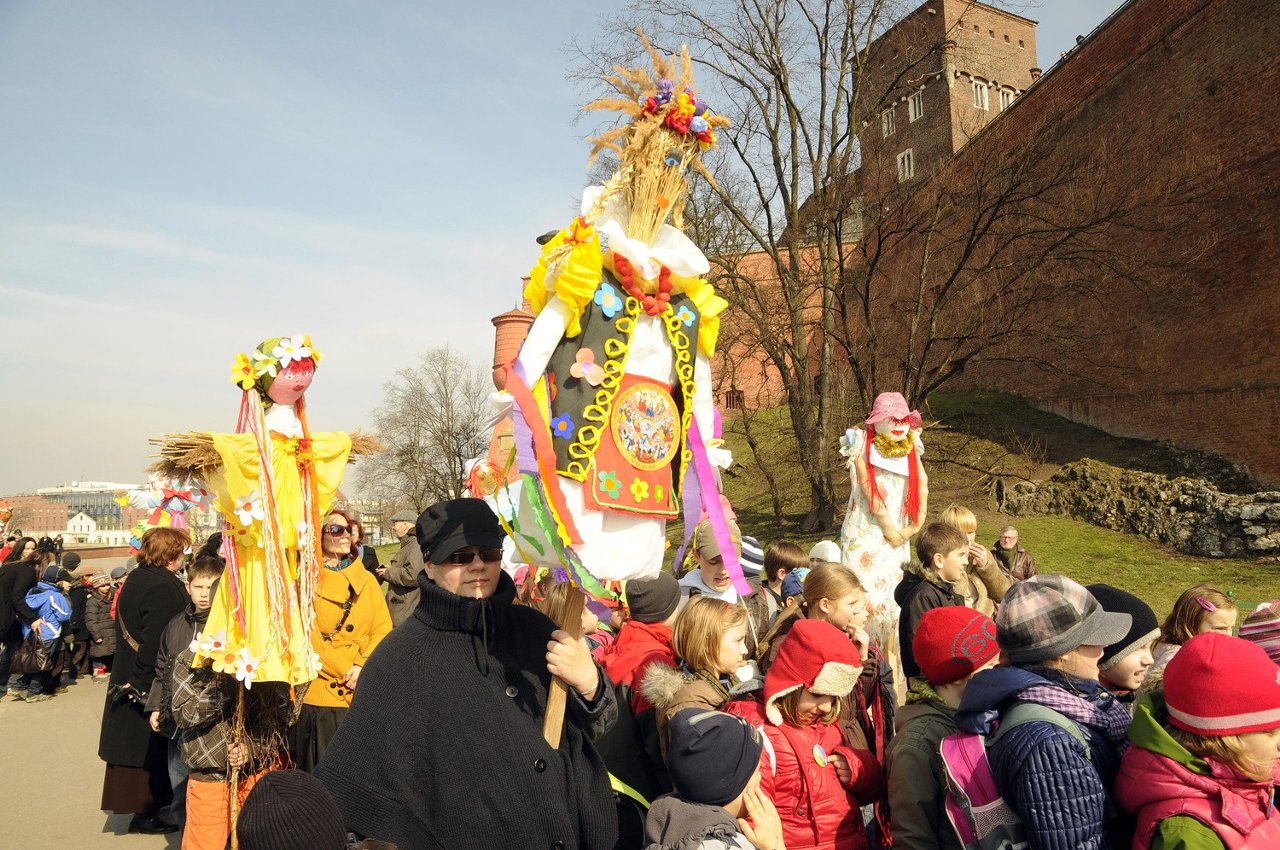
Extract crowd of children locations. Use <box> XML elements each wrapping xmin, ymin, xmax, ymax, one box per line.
<box><xmin>7</xmin><ymin>498</ymin><xmax>1280</xmax><ymax>850</ymax></box>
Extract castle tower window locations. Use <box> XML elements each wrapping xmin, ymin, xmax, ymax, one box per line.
<box><xmin>1000</xmin><ymin>88</ymin><xmax>1015</xmax><ymax>110</ymax></box>
<box><xmin>881</xmin><ymin>107</ymin><xmax>895</xmax><ymax>137</ymax></box>
<box><xmin>896</xmin><ymin>148</ymin><xmax>915</xmax><ymax>182</ymax></box>
<box><xmin>972</xmin><ymin>80</ymin><xmax>990</xmax><ymax>110</ymax></box>
<box><xmin>909</xmin><ymin>90</ymin><xmax>924</xmax><ymax>122</ymax></box>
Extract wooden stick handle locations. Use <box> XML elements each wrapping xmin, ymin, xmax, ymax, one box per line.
<box><xmin>542</xmin><ymin>585</ymin><xmax>586</xmax><ymax>748</ymax></box>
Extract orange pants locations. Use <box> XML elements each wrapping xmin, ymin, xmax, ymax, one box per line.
<box><xmin>182</xmin><ymin>772</ymin><xmax>265</xmax><ymax>850</ymax></box>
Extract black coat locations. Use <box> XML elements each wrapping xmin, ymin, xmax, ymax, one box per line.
<box><xmin>315</xmin><ymin>571</ymin><xmax>619</xmax><ymax>850</ymax></box>
<box><xmin>0</xmin><ymin>560</ymin><xmax>38</xmax><ymax>641</ymax></box>
<box><xmin>68</xmin><ymin>582</ymin><xmax>91</xmax><ymax>640</ymax></box>
<box><xmin>894</xmin><ymin>570</ymin><xmax>965</xmax><ymax>680</ymax></box>
<box><xmin>98</xmin><ymin>564</ymin><xmax>188</xmax><ymax>767</ymax></box>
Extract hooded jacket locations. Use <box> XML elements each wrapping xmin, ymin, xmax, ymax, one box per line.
<box><xmin>956</xmin><ymin>665</ymin><xmax>1130</xmax><ymax>850</ymax></box>
<box><xmin>894</xmin><ymin>569</ymin><xmax>965</xmax><ymax>680</ymax></box>
<box><xmin>597</xmin><ymin>619</ymin><xmax>677</xmax><ymax>803</ymax></box>
<box><xmin>314</xmin><ymin>570</ymin><xmax>618</xmax><ymax>850</ymax></box>
<box><xmin>643</xmin><ymin>662</ymin><xmax>735</xmax><ymax>761</ymax></box>
<box><xmin>86</xmin><ymin>590</ymin><xmax>117</xmax><ymax>658</ymax></box>
<box><xmin>886</xmin><ymin>685</ymin><xmax>964</xmax><ymax>850</ymax></box>
<box><xmin>1115</xmin><ymin>694</ymin><xmax>1280</xmax><ymax>849</ymax></box>
<box><xmin>642</xmin><ymin>795</ymin><xmax>754</xmax><ymax>850</ymax></box>
<box><xmin>22</xmin><ymin>580</ymin><xmax>71</xmax><ymax>640</ymax></box>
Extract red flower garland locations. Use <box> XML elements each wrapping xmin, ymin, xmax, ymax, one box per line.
<box><xmin>613</xmin><ymin>254</ymin><xmax>672</xmax><ymax>316</ymax></box>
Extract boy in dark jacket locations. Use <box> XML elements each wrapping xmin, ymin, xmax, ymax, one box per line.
<box><xmin>886</xmin><ymin>607</ymin><xmax>1000</xmax><ymax>850</ymax></box>
<box><xmin>894</xmin><ymin>523</ymin><xmax>969</xmax><ymax>680</ymax></box>
<box><xmin>644</xmin><ymin>708</ymin><xmax>783</xmax><ymax>850</ymax></box>
<box><xmin>61</xmin><ymin>553</ymin><xmax>92</xmax><ymax>684</ymax></box>
<box><xmin>145</xmin><ymin>555</ymin><xmax>223</xmax><ymax>829</ymax></box>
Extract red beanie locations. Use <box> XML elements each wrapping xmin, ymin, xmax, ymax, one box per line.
<box><xmin>913</xmin><ymin>606</ymin><xmax>1000</xmax><ymax>686</ymax></box>
<box><xmin>764</xmin><ymin>619</ymin><xmax>860</xmax><ymax>726</ymax></box>
<box><xmin>1165</xmin><ymin>632</ymin><xmax>1280</xmax><ymax>736</ymax></box>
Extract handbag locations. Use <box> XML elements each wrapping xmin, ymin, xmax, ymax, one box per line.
<box><xmin>11</xmin><ymin>629</ymin><xmax>55</xmax><ymax>674</ymax></box>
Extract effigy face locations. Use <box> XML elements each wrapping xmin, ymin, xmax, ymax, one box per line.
<box><xmin>267</xmin><ymin>358</ymin><xmax>315</xmax><ymax>406</ymax></box>
<box><xmin>873</xmin><ymin>417</ymin><xmax>911</xmax><ymax>441</ymax></box>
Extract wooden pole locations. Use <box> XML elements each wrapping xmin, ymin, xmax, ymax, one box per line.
<box><xmin>228</xmin><ymin>687</ymin><xmax>247</xmax><ymax>850</ymax></box>
<box><xmin>541</xmin><ymin>584</ymin><xmax>586</xmax><ymax>748</ymax></box>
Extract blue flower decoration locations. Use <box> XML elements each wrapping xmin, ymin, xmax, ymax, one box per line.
<box><xmin>551</xmin><ymin>413</ymin><xmax>576</xmax><ymax>441</ymax></box>
<box><xmin>690</xmin><ymin>116</ymin><xmax>709</xmax><ymax>134</ymax></box>
<box><xmin>676</xmin><ymin>305</ymin><xmax>695</xmax><ymax>327</ymax></box>
<box><xmin>594</xmin><ymin>282</ymin><xmax>622</xmax><ymax>318</ymax></box>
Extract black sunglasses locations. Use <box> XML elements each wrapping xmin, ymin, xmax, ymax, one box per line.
<box><xmin>322</xmin><ymin>524</ymin><xmax>351</xmax><ymax>536</ymax></box>
<box><xmin>446</xmin><ymin>548</ymin><xmax>503</xmax><ymax>565</ymax></box>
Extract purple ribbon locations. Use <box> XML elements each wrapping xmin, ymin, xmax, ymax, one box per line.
<box><xmin>686</xmin><ymin>417</ymin><xmax>750</xmax><ymax>596</ymax></box>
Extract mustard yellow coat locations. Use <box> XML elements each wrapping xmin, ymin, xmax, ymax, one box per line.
<box><xmin>305</xmin><ymin>561</ymin><xmax>392</xmax><ymax>708</ymax></box>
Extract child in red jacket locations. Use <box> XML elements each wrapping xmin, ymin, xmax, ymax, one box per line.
<box><xmin>730</xmin><ymin>618</ymin><xmax>882</xmax><ymax>850</ymax></box>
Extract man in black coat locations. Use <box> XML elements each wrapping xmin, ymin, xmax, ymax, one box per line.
<box><xmin>97</xmin><ymin>528</ymin><xmax>190</xmax><ymax>835</ymax></box>
<box><xmin>315</xmin><ymin>499</ymin><xmax>619</xmax><ymax>849</ymax></box>
<box><xmin>0</xmin><ymin>552</ymin><xmax>41</xmax><ymax>695</ymax></box>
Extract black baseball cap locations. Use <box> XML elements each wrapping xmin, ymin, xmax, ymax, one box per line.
<box><xmin>415</xmin><ymin>499</ymin><xmax>505</xmax><ymax>565</ymax></box>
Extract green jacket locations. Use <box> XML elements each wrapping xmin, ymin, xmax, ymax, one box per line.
<box><xmin>886</xmin><ymin>684</ymin><xmax>963</xmax><ymax>850</ymax></box>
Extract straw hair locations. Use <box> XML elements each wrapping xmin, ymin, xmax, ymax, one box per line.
<box><xmin>150</xmin><ymin>431</ymin><xmax>382</xmax><ymax>479</ymax></box>
<box><xmin>583</xmin><ymin>31</ymin><xmax>730</xmax><ymax>247</ymax></box>
<box><xmin>1161</xmin><ymin>584</ymin><xmax>1236</xmax><ymax>645</ymax></box>
<box><xmin>673</xmin><ymin>595</ymin><xmax>747</xmax><ymax>676</ymax></box>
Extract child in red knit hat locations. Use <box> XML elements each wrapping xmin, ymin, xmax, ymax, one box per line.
<box><xmin>885</xmin><ymin>606</ymin><xmax>1000</xmax><ymax>850</ymax></box>
<box><xmin>728</xmin><ymin>618</ymin><xmax>882</xmax><ymax>850</ymax></box>
<box><xmin>1115</xmin><ymin>631</ymin><xmax>1280</xmax><ymax>849</ymax></box>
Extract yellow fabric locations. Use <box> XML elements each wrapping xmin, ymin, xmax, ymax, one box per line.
<box><xmin>305</xmin><ymin>562</ymin><xmax>392</xmax><ymax>708</ymax></box>
<box><xmin>678</xmin><ymin>275</ymin><xmax>728</xmax><ymax>358</ymax></box>
<box><xmin>525</xmin><ymin>221</ymin><xmax>604</xmax><ymax>338</ymax></box>
<box><xmin>196</xmin><ymin>430</ymin><xmax>352</xmax><ymax>685</ymax></box>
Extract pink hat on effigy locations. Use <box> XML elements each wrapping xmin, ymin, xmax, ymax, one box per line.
<box><xmin>865</xmin><ymin>392</ymin><xmax>922</xmax><ymax>429</ymax></box>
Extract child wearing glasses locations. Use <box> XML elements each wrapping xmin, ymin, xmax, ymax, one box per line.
<box><xmin>313</xmin><ymin>498</ymin><xmax>618</xmax><ymax>850</ymax></box>
<box><xmin>290</xmin><ymin>509</ymin><xmax>392</xmax><ymax>772</ymax></box>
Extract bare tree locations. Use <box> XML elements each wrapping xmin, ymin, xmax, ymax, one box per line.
<box><xmin>356</xmin><ymin>347</ymin><xmax>492</xmax><ymax>511</ymax></box>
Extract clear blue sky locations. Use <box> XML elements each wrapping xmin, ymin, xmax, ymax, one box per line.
<box><xmin>0</xmin><ymin>0</ymin><xmax>1123</xmax><ymax>493</ymax></box>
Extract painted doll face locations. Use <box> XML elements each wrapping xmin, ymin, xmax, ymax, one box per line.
<box><xmin>873</xmin><ymin>417</ymin><xmax>911</xmax><ymax>441</ymax></box>
<box><xmin>267</xmin><ymin>358</ymin><xmax>315</xmax><ymax>406</ymax></box>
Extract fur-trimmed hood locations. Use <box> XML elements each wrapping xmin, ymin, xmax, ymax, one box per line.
<box><xmin>763</xmin><ymin>618</ymin><xmax>860</xmax><ymax>726</ymax></box>
<box><xmin>642</xmin><ymin>662</ymin><xmax>696</xmax><ymax>713</ymax></box>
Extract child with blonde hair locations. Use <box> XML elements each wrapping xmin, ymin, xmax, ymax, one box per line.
<box><xmin>1116</xmin><ymin>632</ymin><xmax>1280</xmax><ymax>848</ymax></box>
<box><xmin>729</xmin><ymin>619</ymin><xmax>882</xmax><ymax>850</ymax></box>
<box><xmin>1140</xmin><ymin>584</ymin><xmax>1237</xmax><ymax>699</ymax></box>
<box><xmin>937</xmin><ymin>505</ymin><xmax>1009</xmax><ymax>616</ymax></box>
<box><xmin>643</xmin><ymin>595</ymin><xmax>751</xmax><ymax>758</ymax></box>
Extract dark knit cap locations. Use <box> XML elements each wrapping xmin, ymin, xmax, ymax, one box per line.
<box><xmin>41</xmin><ymin>565</ymin><xmax>60</xmax><ymax>583</ymax></box>
<box><xmin>237</xmin><ymin>770</ymin><xmax>347</xmax><ymax>850</ymax></box>
<box><xmin>667</xmin><ymin>708</ymin><xmax>763</xmax><ymax>807</ymax></box>
<box><xmin>1086</xmin><ymin>584</ymin><xmax>1160</xmax><ymax>670</ymax></box>
<box><xmin>61</xmin><ymin>552</ymin><xmax>82</xmax><ymax>571</ymax></box>
<box><xmin>625</xmin><ymin>573</ymin><xmax>681</xmax><ymax>624</ymax></box>
<box><xmin>415</xmin><ymin>499</ymin><xmax>504</xmax><ymax>565</ymax></box>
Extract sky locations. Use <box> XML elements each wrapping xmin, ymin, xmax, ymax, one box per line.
<box><xmin>0</xmin><ymin>0</ymin><xmax>1124</xmax><ymax>494</ymax></box>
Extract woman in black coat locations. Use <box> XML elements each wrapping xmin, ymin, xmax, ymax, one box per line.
<box><xmin>97</xmin><ymin>527</ymin><xmax>190</xmax><ymax>835</ymax></box>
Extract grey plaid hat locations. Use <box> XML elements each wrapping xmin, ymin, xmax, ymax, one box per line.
<box><xmin>996</xmin><ymin>574</ymin><xmax>1132</xmax><ymax>664</ymax></box>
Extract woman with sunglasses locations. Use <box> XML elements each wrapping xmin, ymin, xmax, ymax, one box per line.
<box><xmin>291</xmin><ymin>508</ymin><xmax>392</xmax><ymax>772</ymax></box>
<box><xmin>314</xmin><ymin>498</ymin><xmax>619</xmax><ymax>849</ymax></box>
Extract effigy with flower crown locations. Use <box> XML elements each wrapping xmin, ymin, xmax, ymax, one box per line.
<box><xmin>505</xmin><ymin>37</ymin><xmax>748</xmax><ymax>599</ymax></box>
<box><xmin>152</xmin><ymin>335</ymin><xmax>378</xmax><ymax>687</ymax></box>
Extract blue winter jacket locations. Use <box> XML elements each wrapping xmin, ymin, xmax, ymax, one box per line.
<box><xmin>956</xmin><ymin>666</ymin><xmax>1127</xmax><ymax>850</ymax></box>
<box><xmin>22</xmin><ymin>581</ymin><xmax>72</xmax><ymax>641</ymax></box>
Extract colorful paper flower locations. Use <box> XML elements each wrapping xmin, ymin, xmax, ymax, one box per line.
<box><xmin>594</xmin><ymin>282</ymin><xmax>622</xmax><ymax>318</ymax></box>
<box><xmin>676</xmin><ymin>305</ymin><xmax>695</xmax><ymax>327</ymax></box>
<box><xmin>272</xmin><ymin>335</ymin><xmax>312</xmax><ymax>368</ymax></box>
<box><xmin>690</xmin><ymin>116</ymin><xmax>709</xmax><ymax>135</ymax></box>
<box><xmin>234</xmin><ymin>648</ymin><xmax>260</xmax><ymax>689</ymax></box>
<box><xmin>190</xmin><ymin>629</ymin><xmax>227</xmax><ymax>655</ymax></box>
<box><xmin>656</xmin><ymin>79</ymin><xmax>674</xmax><ymax>106</ymax></box>
<box><xmin>230</xmin><ymin>523</ymin><xmax>262</xmax><ymax>549</ymax></box>
<box><xmin>629</xmin><ymin>478</ymin><xmax>650</xmax><ymax>503</ymax></box>
<box><xmin>302</xmin><ymin>334</ymin><xmax>322</xmax><ymax>363</ymax></box>
<box><xmin>598</xmin><ymin>471</ymin><xmax>621</xmax><ymax>500</ymax></box>
<box><xmin>570</xmin><ymin>349</ymin><xmax>605</xmax><ymax>386</ymax></box>
<box><xmin>230</xmin><ymin>353</ymin><xmax>256</xmax><ymax>390</ymax></box>
<box><xmin>234</xmin><ymin>490</ymin><xmax>264</xmax><ymax>527</ymax></box>
<box><xmin>212</xmin><ymin>646</ymin><xmax>240</xmax><ymax>675</ymax></box>
<box><xmin>251</xmin><ymin>349</ymin><xmax>278</xmax><ymax>378</ymax></box>
<box><xmin>551</xmin><ymin>413</ymin><xmax>577</xmax><ymax>441</ymax></box>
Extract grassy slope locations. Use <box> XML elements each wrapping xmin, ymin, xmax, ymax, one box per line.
<box><xmin>715</xmin><ymin>392</ymin><xmax>1280</xmax><ymax>620</ymax></box>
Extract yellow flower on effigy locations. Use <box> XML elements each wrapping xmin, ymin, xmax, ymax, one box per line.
<box><xmin>212</xmin><ymin>646</ymin><xmax>240</xmax><ymax>675</ymax></box>
<box><xmin>302</xmin><ymin>334</ymin><xmax>322</xmax><ymax>363</ymax></box>
<box><xmin>230</xmin><ymin>353</ymin><xmax>256</xmax><ymax>390</ymax></box>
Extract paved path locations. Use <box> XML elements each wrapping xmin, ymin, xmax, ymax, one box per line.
<box><xmin>0</xmin><ymin>677</ymin><xmax>177</xmax><ymax>849</ymax></box>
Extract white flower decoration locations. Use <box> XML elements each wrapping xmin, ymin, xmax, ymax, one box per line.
<box><xmin>190</xmin><ymin>629</ymin><xmax>228</xmax><ymax>654</ymax></box>
<box><xmin>234</xmin><ymin>647</ymin><xmax>260</xmax><ymax>689</ymax></box>
<box><xmin>234</xmin><ymin>490</ymin><xmax>264</xmax><ymax>527</ymax></box>
<box><xmin>251</xmin><ymin>349</ymin><xmax>278</xmax><ymax>378</ymax></box>
<box><xmin>271</xmin><ymin>335</ymin><xmax>312</xmax><ymax>368</ymax></box>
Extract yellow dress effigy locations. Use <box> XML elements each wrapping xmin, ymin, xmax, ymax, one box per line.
<box><xmin>194</xmin><ymin>430</ymin><xmax>352</xmax><ymax>685</ymax></box>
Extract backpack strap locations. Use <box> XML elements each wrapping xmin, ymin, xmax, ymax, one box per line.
<box><xmin>990</xmin><ymin>701</ymin><xmax>1090</xmax><ymax>760</ymax></box>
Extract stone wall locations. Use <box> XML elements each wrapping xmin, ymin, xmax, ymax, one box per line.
<box><xmin>1004</xmin><ymin>459</ymin><xmax>1280</xmax><ymax>558</ymax></box>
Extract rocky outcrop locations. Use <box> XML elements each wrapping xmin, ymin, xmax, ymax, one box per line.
<box><xmin>1004</xmin><ymin>459</ymin><xmax>1280</xmax><ymax>558</ymax></box>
